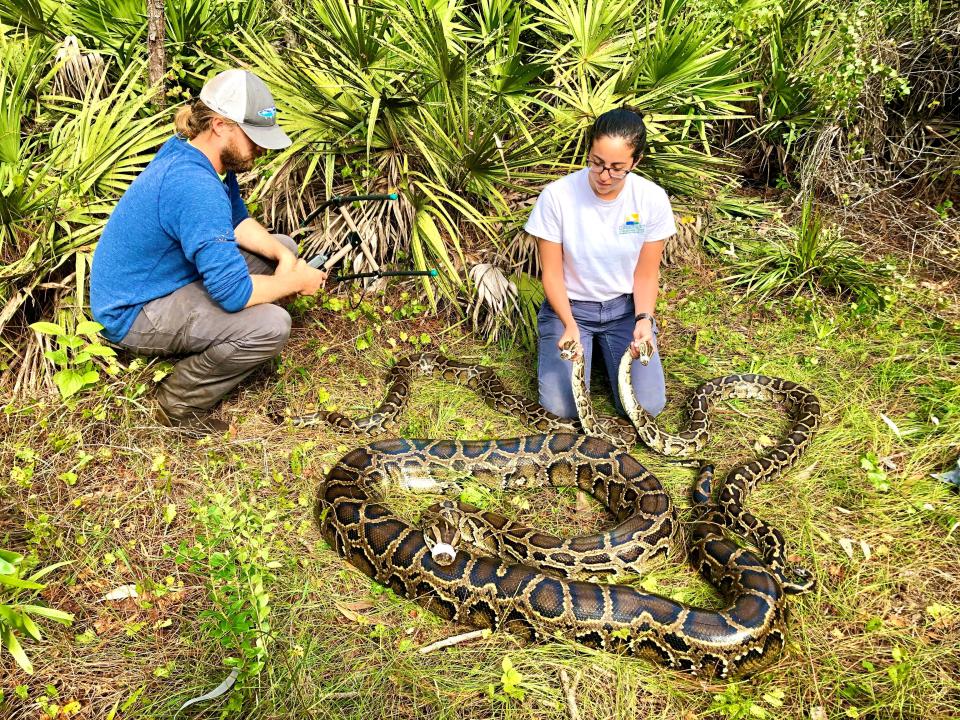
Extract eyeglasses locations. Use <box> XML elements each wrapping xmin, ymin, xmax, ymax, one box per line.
<box><xmin>586</xmin><ymin>158</ymin><xmax>631</xmax><ymax>179</ymax></box>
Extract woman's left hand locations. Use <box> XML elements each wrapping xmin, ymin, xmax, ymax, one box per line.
<box><xmin>630</xmin><ymin>318</ymin><xmax>654</xmax><ymax>359</ymax></box>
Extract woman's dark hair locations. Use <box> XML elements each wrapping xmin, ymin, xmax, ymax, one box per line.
<box><xmin>587</xmin><ymin>107</ymin><xmax>647</xmax><ymax>162</ymax></box>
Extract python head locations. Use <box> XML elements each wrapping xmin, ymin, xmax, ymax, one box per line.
<box><xmin>421</xmin><ymin>500</ymin><xmax>462</xmax><ymax>566</ymax></box>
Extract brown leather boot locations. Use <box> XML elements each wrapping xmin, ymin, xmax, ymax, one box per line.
<box><xmin>154</xmin><ymin>404</ymin><xmax>231</xmax><ymax>438</ymax></box>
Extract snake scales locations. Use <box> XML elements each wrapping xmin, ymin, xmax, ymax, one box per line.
<box><xmin>291</xmin><ymin>351</ymin><xmax>820</xmax><ymax>678</ymax></box>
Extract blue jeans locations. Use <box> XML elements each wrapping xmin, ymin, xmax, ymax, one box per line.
<box><xmin>537</xmin><ymin>293</ymin><xmax>666</xmax><ymax>419</ymax></box>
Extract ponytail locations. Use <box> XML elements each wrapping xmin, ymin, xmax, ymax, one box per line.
<box><xmin>174</xmin><ymin>100</ymin><xmax>221</xmax><ymax>139</ymax></box>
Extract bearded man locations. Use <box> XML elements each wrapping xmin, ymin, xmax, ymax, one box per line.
<box><xmin>90</xmin><ymin>69</ymin><xmax>326</xmax><ymax>435</ymax></box>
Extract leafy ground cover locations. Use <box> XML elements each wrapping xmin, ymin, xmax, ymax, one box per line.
<box><xmin>2</xmin><ymin>213</ymin><xmax>958</xmax><ymax>719</ymax></box>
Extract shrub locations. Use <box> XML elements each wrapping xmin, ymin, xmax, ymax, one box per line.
<box><xmin>706</xmin><ymin>197</ymin><xmax>891</xmax><ymax>310</ymax></box>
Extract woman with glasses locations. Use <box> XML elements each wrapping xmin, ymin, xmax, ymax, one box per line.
<box><xmin>525</xmin><ymin>107</ymin><xmax>675</xmax><ymax>420</ymax></box>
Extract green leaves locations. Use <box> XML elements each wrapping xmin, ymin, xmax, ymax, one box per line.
<box><xmin>860</xmin><ymin>452</ymin><xmax>890</xmax><ymax>493</ymax></box>
<box><xmin>29</xmin><ymin>318</ymin><xmax>116</xmax><ymax>399</ymax></box>
<box><xmin>52</xmin><ymin>368</ymin><xmax>101</xmax><ymax>400</ymax></box>
<box><xmin>176</xmin><ymin>492</ymin><xmax>282</xmax><ymax>683</ymax></box>
<box><xmin>709</xmin><ymin>683</ymin><xmax>788</xmax><ymax>719</ymax></box>
<box><xmin>0</xmin><ymin>548</ymin><xmax>74</xmax><ymax>674</ymax></box>
<box><xmin>487</xmin><ymin>656</ymin><xmax>526</xmax><ymax>703</ymax></box>
<box><xmin>29</xmin><ymin>321</ymin><xmax>64</xmax><ymax>336</ymax></box>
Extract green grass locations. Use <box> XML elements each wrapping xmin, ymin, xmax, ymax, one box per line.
<box><xmin>1</xmin><ymin>229</ymin><xmax>959</xmax><ymax>719</ymax></box>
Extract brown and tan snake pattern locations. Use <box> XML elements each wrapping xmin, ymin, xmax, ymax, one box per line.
<box><xmin>290</xmin><ymin>351</ymin><xmax>820</xmax><ymax>677</ymax></box>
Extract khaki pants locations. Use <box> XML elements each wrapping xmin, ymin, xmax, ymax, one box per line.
<box><xmin>116</xmin><ymin>234</ymin><xmax>297</xmax><ymax>419</ymax></box>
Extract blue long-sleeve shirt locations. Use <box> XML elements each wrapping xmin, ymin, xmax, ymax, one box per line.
<box><xmin>90</xmin><ymin>135</ymin><xmax>252</xmax><ymax>342</ymax></box>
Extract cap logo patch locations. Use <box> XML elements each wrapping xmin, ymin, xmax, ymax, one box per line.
<box><xmin>258</xmin><ymin>107</ymin><xmax>277</xmax><ymax>119</ymax></box>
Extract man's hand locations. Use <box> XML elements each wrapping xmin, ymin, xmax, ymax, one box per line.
<box><xmin>275</xmin><ymin>250</ymin><xmax>298</xmax><ymax>276</ymax></box>
<box><xmin>246</xmin><ymin>259</ymin><xmax>327</xmax><ymax>308</ymax></box>
<box><xmin>289</xmin><ymin>259</ymin><xmax>327</xmax><ymax>296</ymax></box>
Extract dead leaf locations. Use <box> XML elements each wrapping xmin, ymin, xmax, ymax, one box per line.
<box><xmin>753</xmin><ymin>434</ymin><xmax>775</xmax><ymax>453</ymax></box>
<box><xmin>838</xmin><ymin>538</ymin><xmax>855</xmax><ymax>560</ymax></box>
<box><xmin>93</xmin><ymin>616</ymin><xmax>121</xmax><ymax>636</ymax></box>
<box><xmin>335</xmin><ymin>603</ymin><xmax>370</xmax><ymax>625</ymax></box>
<box><xmin>341</xmin><ymin>601</ymin><xmax>374</xmax><ymax>612</ymax></box>
<box><xmin>575</xmin><ymin>490</ymin><xmax>592</xmax><ymax>513</ymax></box>
<box><xmin>103</xmin><ymin>584</ymin><xmax>138</xmax><ymax>601</ymax></box>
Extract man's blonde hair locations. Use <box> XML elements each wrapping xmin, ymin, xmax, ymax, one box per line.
<box><xmin>174</xmin><ymin>100</ymin><xmax>230</xmax><ymax>139</ymax></box>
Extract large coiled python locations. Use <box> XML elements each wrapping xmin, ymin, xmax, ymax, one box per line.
<box><xmin>292</xmin><ymin>350</ymin><xmax>820</xmax><ymax>678</ymax></box>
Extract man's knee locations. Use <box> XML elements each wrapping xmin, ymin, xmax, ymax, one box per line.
<box><xmin>272</xmin><ymin>233</ymin><xmax>299</xmax><ymax>257</ymax></box>
<box><xmin>261</xmin><ymin>305</ymin><xmax>292</xmax><ymax>348</ymax></box>
<box><xmin>238</xmin><ymin>305</ymin><xmax>292</xmax><ymax>355</ymax></box>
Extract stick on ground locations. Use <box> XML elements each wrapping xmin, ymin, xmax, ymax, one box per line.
<box><xmin>559</xmin><ymin>668</ymin><xmax>581</xmax><ymax>720</ymax></box>
<box><xmin>418</xmin><ymin>629</ymin><xmax>491</xmax><ymax>654</ymax></box>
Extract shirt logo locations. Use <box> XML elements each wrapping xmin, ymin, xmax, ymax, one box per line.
<box><xmin>258</xmin><ymin>107</ymin><xmax>277</xmax><ymax>119</ymax></box>
<box><xmin>618</xmin><ymin>212</ymin><xmax>644</xmax><ymax>235</ymax></box>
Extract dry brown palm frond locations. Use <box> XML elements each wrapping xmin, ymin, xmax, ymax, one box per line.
<box><xmin>52</xmin><ymin>35</ymin><xmax>106</xmax><ymax>99</ymax></box>
<box><xmin>469</xmin><ymin>261</ymin><xmax>519</xmax><ymax>341</ymax></box>
<box><xmin>662</xmin><ymin>210</ymin><xmax>707</xmax><ymax>268</ymax></box>
<box><xmin>250</xmin><ymin>155</ymin><xmax>415</xmax><ymax>283</ymax></box>
<box><xmin>800</xmin><ymin>124</ymin><xmax>959</xmax><ymax>275</ymax></box>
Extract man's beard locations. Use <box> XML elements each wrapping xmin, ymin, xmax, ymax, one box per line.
<box><xmin>220</xmin><ymin>140</ymin><xmax>256</xmax><ymax>173</ymax></box>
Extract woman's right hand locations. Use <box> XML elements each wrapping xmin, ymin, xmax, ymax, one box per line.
<box><xmin>557</xmin><ymin>323</ymin><xmax>582</xmax><ymax>360</ymax></box>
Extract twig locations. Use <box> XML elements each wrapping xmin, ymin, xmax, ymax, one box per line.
<box><xmin>559</xmin><ymin>668</ymin><xmax>581</xmax><ymax>720</ymax></box>
<box><xmin>882</xmin><ymin>353</ymin><xmax>960</xmax><ymax>364</ymax></box>
<box><xmin>721</xmin><ymin>399</ymin><xmax>753</xmax><ymax>419</ymax></box>
<box><xmin>418</xmin><ymin>628</ymin><xmax>490</xmax><ymax>654</ymax></box>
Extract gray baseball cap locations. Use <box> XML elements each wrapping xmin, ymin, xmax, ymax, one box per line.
<box><xmin>199</xmin><ymin>69</ymin><xmax>291</xmax><ymax>150</ymax></box>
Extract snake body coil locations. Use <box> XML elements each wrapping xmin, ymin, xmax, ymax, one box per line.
<box><xmin>299</xmin><ymin>352</ymin><xmax>820</xmax><ymax>677</ymax></box>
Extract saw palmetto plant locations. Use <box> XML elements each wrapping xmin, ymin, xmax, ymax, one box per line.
<box><xmin>0</xmin><ymin>54</ymin><xmax>169</xmax><ymax>390</ymax></box>
<box><xmin>232</xmin><ymin>0</ymin><xmax>751</xmax><ymax>340</ymax></box>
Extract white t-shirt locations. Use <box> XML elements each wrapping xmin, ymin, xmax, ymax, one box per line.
<box><xmin>524</xmin><ymin>168</ymin><xmax>676</xmax><ymax>301</ymax></box>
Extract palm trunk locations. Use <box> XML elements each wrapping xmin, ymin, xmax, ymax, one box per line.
<box><xmin>146</xmin><ymin>0</ymin><xmax>166</xmax><ymax>107</ymax></box>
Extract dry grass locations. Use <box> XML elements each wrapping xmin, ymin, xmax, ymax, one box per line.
<box><xmin>1</xmin><ymin>246</ymin><xmax>959</xmax><ymax>719</ymax></box>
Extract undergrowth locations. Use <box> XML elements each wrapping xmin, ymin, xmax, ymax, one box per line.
<box><xmin>1</xmin><ymin>224</ymin><xmax>958</xmax><ymax>719</ymax></box>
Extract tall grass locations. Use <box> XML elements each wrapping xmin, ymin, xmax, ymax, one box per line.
<box><xmin>705</xmin><ymin>197</ymin><xmax>892</xmax><ymax>310</ymax></box>
<box><xmin>1</xmin><ymin>257</ymin><xmax>957</xmax><ymax>718</ymax></box>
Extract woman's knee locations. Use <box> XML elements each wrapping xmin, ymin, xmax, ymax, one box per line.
<box><xmin>537</xmin><ymin>348</ymin><xmax>577</xmax><ymax>419</ymax></box>
<box><xmin>629</xmin><ymin>354</ymin><xmax>667</xmax><ymax>417</ymax></box>
<box><xmin>539</xmin><ymin>382</ymin><xmax>577</xmax><ymax>419</ymax></box>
